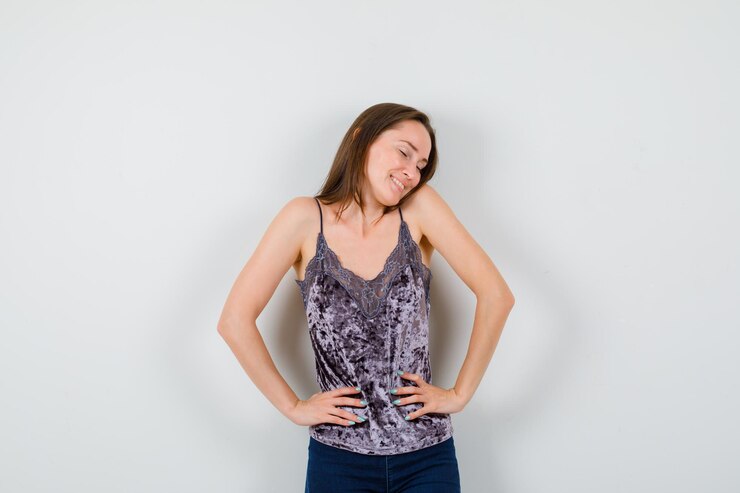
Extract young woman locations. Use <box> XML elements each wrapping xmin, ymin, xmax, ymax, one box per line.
<box><xmin>218</xmin><ymin>103</ymin><xmax>515</xmax><ymax>492</ymax></box>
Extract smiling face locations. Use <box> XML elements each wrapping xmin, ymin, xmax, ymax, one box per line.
<box><xmin>362</xmin><ymin>119</ymin><xmax>432</xmax><ymax>206</ymax></box>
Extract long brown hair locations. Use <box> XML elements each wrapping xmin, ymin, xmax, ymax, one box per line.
<box><xmin>314</xmin><ymin>102</ymin><xmax>438</xmax><ymax>226</ymax></box>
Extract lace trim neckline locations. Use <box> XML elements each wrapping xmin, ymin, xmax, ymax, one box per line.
<box><xmin>295</xmin><ymin>219</ymin><xmax>432</xmax><ymax>318</ymax></box>
<box><xmin>319</xmin><ymin>219</ymin><xmax>406</xmax><ymax>284</ymax></box>
<box><xmin>295</xmin><ymin>219</ymin><xmax>432</xmax><ymax>286</ymax></box>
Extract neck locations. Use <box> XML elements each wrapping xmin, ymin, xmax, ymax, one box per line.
<box><xmin>327</xmin><ymin>199</ymin><xmax>391</xmax><ymax>237</ymax></box>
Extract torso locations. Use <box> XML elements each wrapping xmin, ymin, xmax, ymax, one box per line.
<box><xmin>293</xmin><ymin>192</ymin><xmax>451</xmax><ymax>455</ymax></box>
<box><xmin>293</xmin><ymin>194</ymin><xmax>434</xmax><ymax>282</ymax></box>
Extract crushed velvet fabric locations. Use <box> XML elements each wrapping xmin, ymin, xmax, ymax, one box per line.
<box><xmin>295</xmin><ymin>198</ymin><xmax>454</xmax><ymax>455</ymax></box>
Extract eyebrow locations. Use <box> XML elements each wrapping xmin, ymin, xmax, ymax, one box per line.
<box><xmin>399</xmin><ymin>140</ymin><xmax>428</xmax><ymax>164</ymax></box>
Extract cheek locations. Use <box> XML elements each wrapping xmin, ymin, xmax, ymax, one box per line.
<box><xmin>364</xmin><ymin>161</ymin><xmax>382</xmax><ymax>180</ymax></box>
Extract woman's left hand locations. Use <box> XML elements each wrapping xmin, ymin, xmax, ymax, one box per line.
<box><xmin>392</xmin><ymin>371</ymin><xmax>466</xmax><ymax>420</ymax></box>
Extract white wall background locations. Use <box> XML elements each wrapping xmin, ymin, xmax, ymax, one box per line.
<box><xmin>1</xmin><ymin>1</ymin><xmax>738</xmax><ymax>491</ymax></box>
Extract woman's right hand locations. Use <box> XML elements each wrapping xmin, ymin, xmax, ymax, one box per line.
<box><xmin>288</xmin><ymin>386</ymin><xmax>367</xmax><ymax>426</ymax></box>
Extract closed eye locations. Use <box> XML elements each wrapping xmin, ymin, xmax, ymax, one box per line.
<box><xmin>400</xmin><ymin>149</ymin><xmax>423</xmax><ymax>172</ymax></box>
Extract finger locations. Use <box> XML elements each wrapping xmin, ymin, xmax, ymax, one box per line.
<box><xmin>398</xmin><ymin>372</ymin><xmax>425</xmax><ymax>385</ymax></box>
<box><xmin>326</xmin><ymin>409</ymin><xmax>365</xmax><ymax>425</ymax></box>
<box><xmin>391</xmin><ymin>386</ymin><xmax>422</xmax><ymax>396</ymax></box>
<box><xmin>404</xmin><ymin>406</ymin><xmax>428</xmax><ymax>421</ymax></box>
<box><xmin>337</xmin><ymin>410</ymin><xmax>367</xmax><ymax>423</ymax></box>
<box><xmin>324</xmin><ymin>414</ymin><xmax>358</xmax><ymax>426</ymax></box>
<box><xmin>392</xmin><ymin>394</ymin><xmax>422</xmax><ymax>406</ymax></box>
<box><xmin>329</xmin><ymin>386</ymin><xmax>363</xmax><ymax>397</ymax></box>
<box><xmin>333</xmin><ymin>396</ymin><xmax>368</xmax><ymax>407</ymax></box>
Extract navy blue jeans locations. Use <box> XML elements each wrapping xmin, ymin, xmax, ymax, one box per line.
<box><xmin>305</xmin><ymin>436</ymin><xmax>461</xmax><ymax>492</ymax></box>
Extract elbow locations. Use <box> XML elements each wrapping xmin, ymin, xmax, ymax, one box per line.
<box><xmin>217</xmin><ymin>314</ymin><xmax>231</xmax><ymax>335</ymax></box>
<box><xmin>217</xmin><ymin>312</ymin><xmax>256</xmax><ymax>337</ymax></box>
<box><xmin>217</xmin><ymin>323</ymin><xmax>234</xmax><ymax>340</ymax></box>
<box><xmin>498</xmin><ymin>294</ymin><xmax>515</xmax><ymax>311</ymax></box>
<box><xmin>505</xmin><ymin>291</ymin><xmax>515</xmax><ymax>307</ymax></box>
<box><xmin>501</xmin><ymin>288</ymin><xmax>515</xmax><ymax>309</ymax></box>
<box><xmin>476</xmin><ymin>289</ymin><xmax>515</xmax><ymax>309</ymax></box>
<box><xmin>506</xmin><ymin>295</ymin><xmax>515</xmax><ymax>310</ymax></box>
<box><xmin>217</xmin><ymin>321</ymin><xmax>247</xmax><ymax>342</ymax></box>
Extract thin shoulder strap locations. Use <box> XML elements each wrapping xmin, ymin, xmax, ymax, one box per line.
<box><xmin>314</xmin><ymin>197</ymin><xmax>323</xmax><ymax>234</ymax></box>
<box><xmin>398</xmin><ymin>206</ymin><xmax>404</xmax><ymax>222</ymax></box>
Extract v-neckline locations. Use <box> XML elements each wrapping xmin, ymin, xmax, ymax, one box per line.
<box><xmin>319</xmin><ymin>219</ymin><xmax>406</xmax><ymax>284</ymax></box>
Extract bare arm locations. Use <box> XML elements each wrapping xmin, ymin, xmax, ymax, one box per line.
<box><xmin>217</xmin><ymin>197</ymin><xmax>366</xmax><ymax>426</ymax></box>
<box><xmin>416</xmin><ymin>184</ymin><xmax>515</xmax><ymax>408</ymax></box>
<box><xmin>217</xmin><ymin>197</ymin><xmax>307</xmax><ymax>419</ymax></box>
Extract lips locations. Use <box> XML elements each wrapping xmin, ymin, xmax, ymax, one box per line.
<box><xmin>390</xmin><ymin>175</ymin><xmax>404</xmax><ymax>193</ymax></box>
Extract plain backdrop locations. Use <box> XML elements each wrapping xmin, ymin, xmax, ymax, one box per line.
<box><xmin>1</xmin><ymin>1</ymin><xmax>738</xmax><ymax>492</ymax></box>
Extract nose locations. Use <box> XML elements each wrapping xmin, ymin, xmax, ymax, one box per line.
<box><xmin>404</xmin><ymin>168</ymin><xmax>418</xmax><ymax>186</ymax></box>
<box><xmin>401</xmin><ymin>165</ymin><xmax>414</xmax><ymax>181</ymax></box>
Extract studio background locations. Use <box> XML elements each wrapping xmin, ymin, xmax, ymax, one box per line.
<box><xmin>1</xmin><ymin>1</ymin><xmax>738</xmax><ymax>492</ymax></box>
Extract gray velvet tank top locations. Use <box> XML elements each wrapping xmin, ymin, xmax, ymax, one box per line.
<box><xmin>295</xmin><ymin>197</ymin><xmax>454</xmax><ymax>455</ymax></box>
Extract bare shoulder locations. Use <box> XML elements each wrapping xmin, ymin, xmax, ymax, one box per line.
<box><xmin>284</xmin><ymin>195</ymin><xmax>317</xmax><ymax>223</ymax></box>
<box><xmin>407</xmin><ymin>184</ymin><xmax>515</xmax><ymax>302</ymax></box>
<box><xmin>269</xmin><ymin>195</ymin><xmax>313</xmax><ymax>234</ymax></box>
<box><xmin>280</xmin><ymin>196</ymin><xmax>318</xmax><ymax>258</ymax></box>
<box><xmin>217</xmin><ymin>195</ymin><xmax>316</xmax><ymax>325</ymax></box>
<box><xmin>404</xmin><ymin>183</ymin><xmax>449</xmax><ymax>238</ymax></box>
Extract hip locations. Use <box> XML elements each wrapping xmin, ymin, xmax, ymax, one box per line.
<box><xmin>305</xmin><ymin>436</ymin><xmax>461</xmax><ymax>492</ymax></box>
